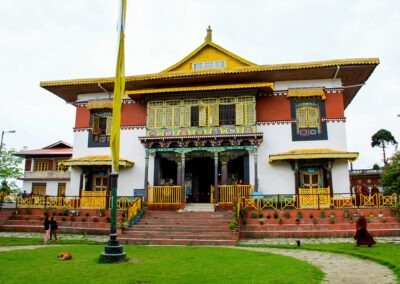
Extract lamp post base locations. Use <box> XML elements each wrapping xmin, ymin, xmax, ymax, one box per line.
<box><xmin>99</xmin><ymin>234</ymin><xmax>126</xmax><ymax>263</ymax></box>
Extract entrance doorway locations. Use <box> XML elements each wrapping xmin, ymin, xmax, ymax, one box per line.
<box><xmin>186</xmin><ymin>157</ymin><xmax>214</xmax><ymax>203</ymax></box>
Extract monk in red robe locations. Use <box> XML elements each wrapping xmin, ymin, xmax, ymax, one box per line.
<box><xmin>354</xmin><ymin>215</ymin><xmax>376</xmax><ymax>247</ymax></box>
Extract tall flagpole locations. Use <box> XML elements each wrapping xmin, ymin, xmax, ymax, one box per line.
<box><xmin>100</xmin><ymin>0</ymin><xmax>127</xmax><ymax>263</ymax></box>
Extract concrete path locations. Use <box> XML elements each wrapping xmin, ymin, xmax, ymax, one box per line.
<box><xmin>234</xmin><ymin>246</ymin><xmax>397</xmax><ymax>284</ymax></box>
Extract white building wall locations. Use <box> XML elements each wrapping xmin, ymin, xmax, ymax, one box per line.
<box><xmin>22</xmin><ymin>180</ymin><xmax>71</xmax><ymax>196</ymax></box>
<box><xmin>71</xmin><ymin>128</ymin><xmax>146</xmax><ymax>196</ymax></box>
<box><xmin>257</xmin><ymin>122</ymin><xmax>349</xmax><ymax>194</ymax></box>
<box><xmin>331</xmin><ymin>160</ymin><xmax>351</xmax><ymax>194</ymax></box>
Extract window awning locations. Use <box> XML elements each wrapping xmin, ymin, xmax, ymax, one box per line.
<box><xmin>60</xmin><ymin>155</ymin><xmax>134</xmax><ymax>168</ymax></box>
<box><xmin>87</xmin><ymin>100</ymin><xmax>113</xmax><ymax>109</ymax></box>
<box><xmin>287</xmin><ymin>88</ymin><xmax>326</xmax><ymax>100</ymax></box>
<box><xmin>269</xmin><ymin>148</ymin><xmax>358</xmax><ymax>163</ymax></box>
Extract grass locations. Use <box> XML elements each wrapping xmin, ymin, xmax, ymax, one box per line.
<box><xmin>0</xmin><ymin>244</ymin><xmax>324</xmax><ymax>284</ymax></box>
<box><xmin>243</xmin><ymin>242</ymin><xmax>400</xmax><ymax>282</ymax></box>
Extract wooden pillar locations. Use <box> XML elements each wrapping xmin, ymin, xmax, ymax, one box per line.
<box><xmin>181</xmin><ymin>153</ymin><xmax>186</xmax><ymax>203</ymax></box>
<box><xmin>177</xmin><ymin>161</ymin><xmax>182</xmax><ymax>185</ymax></box>
<box><xmin>221</xmin><ymin>159</ymin><xmax>228</xmax><ymax>185</ymax></box>
<box><xmin>214</xmin><ymin>151</ymin><xmax>219</xmax><ymax>203</ymax></box>
<box><xmin>144</xmin><ymin>150</ymin><xmax>149</xmax><ymax>202</ymax></box>
<box><xmin>327</xmin><ymin>160</ymin><xmax>333</xmax><ymax>197</ymax></box>
<box><xmin>254</xmin><ymin>151</ymin><xmax>258</xmax><ymax>192</ymax></box>
<box><xmin>144</xmin><ymin>150</ymin><xmax>149</xmax><ymax>189</ymax></box>
<box><xmin>294</xmin><ymin>161</ymin><xmax>299</xmax><ymax>195</ymax></box>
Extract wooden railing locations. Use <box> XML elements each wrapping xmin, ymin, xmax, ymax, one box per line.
<box><xmin>80</xmin><ymin>191</ymin><xmax>107</xmax><ymax>208</ymax></box>
<box><xmin>127</xmin><ymin>197</ymin><xmax>143</xmax><ymax>222</ymax></box>
<box><xmin>218</xmin><ymin>185</ymin><xmax>253</xmax><ymax>205</ymax></box>
<box><xmin>147</xmin><ymin>186</ymin><xmax>184</xmax><ymax>205</ymax></box>
<box><xmin>239</xmin><ymin>192</ymin><xmax>399</xmax><ymax>210</ymax></box>
<box><xmin>299</xmin><ymin>187</ymin><xmax>330</xmax><ymax>208</ymax></box>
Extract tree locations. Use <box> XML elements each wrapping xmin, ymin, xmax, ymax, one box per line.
<box><xmin>371</xmin><ymin>129</ymin><xmax>398</xmax><ymax>165</ymax></box>
<box><xmin>380</xmin><ymin>151</ymin><xmax>400</xmax><ymax>195</ymax></box>
<box><xmin>0</xmin><ymin>148</ymin><xmax>23</xmax><ymax>194</ymax></box>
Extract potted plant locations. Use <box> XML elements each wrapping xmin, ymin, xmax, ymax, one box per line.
<box><xmin>343</xmin><ymin>209</ymin><xmax>350</xmax><ymax>218</ymax></box>
<box><xmin>258</xmin><ymin>212</ymin><xmax>264</xmax><ymax>219</ymax></box>
<box><xmin>273</xmin><ymin>210</ymin><xmax>279</xmax><ymax>219</ymax></box>
<box><xmin>278</xmin><ymin>218</ymin><xmax>283</xmax><ymax>225</ymax></box>
<box><xmin>330</xmin><ymin>212</ymin><xmax>335</xmax><ymax>224</ymax></box>
<box><xmin>99</xmin><ymin>208</ymin><xmax>105</xmax><ymax>217</ymax></box>
<box><xmin>368</xmin><ymin>212</ymin><xmax>374</xmax><ymax>218</ymax></box>
<box><xmin>378</xmin><ymin>210</ymin><xmax>384</xmax><ymax>218</ymax></box>
<box><xmin>320</xmin><ymin>210</ymin><xmax>326</xmax><ymax>219</ymax></box>
<box><xmin>250</xmin><ymin>212</ymin><xmax>257</xmax><ymax>219</ymax></box>
<box><xmin>296</xmin><ymin>210</ymin><xmax>302</xmax><ymax>219</ymax></box>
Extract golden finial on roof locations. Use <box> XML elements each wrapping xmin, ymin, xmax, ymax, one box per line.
<box><xmin>205</xmin><ymin>25</ymin><xmax>212</xmax><ymax>42</ymax></box>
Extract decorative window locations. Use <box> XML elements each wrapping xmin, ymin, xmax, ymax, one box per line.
<box><xmin>236</xmin><ymin>96</ymin><xmax>256</xmax><ymax>125</ymax></box>
<box><xmin>192</xmin><ymin>60</ymin><xmax>226</xmax><ymax>71</ymax></box>
<box><xmin>89</xmin><ymin>109</ymin><xmax>112</xmax><ymax>147</ymax></box>
<box><xmin>197</xmin><ymin>98</ymin><xmax>218</xmax><ymax>126</ymax></box>
<box><xmin>93</xmin><ymin>175</ymin><xmax>108</xmax><ymax>191</ymax></box>
<box><xmin>57</xmin><ymin>183</ymin><xmax>66</xmax><ymax>197</ymax></box>
<box><xmin>146</xmin><ymin>96</ymin><xmax>256</xmax><ymax>129</ymax></box>
<box><xmin>291</xmin><ymin>100</ymin><xmax>327</xmax><ymax>141</ymax></box>
<box><xmin>32</xmin><ymin>183</ymin><xmax>46</xmax><ymax>195</ymax></box>
<box><xmin>34</xmin><ymin>161</ymin><xmax>48</xmax><ymax>172</ymax></box>
<box><xmin>55</xmin><ymin>161</ymin><xmax>67</xmax><ymax>171</ymax></box>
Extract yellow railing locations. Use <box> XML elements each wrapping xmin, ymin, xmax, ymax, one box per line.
<box><xmin>210</xmin><ymin>185</ymin><xmax>215</xmax><ymax>203</ymax></box>
<box><xmin>147</xmin><ymin>186</ymin><xmax>184</xmax><ymax>205</ymax></box>
<box><xmin>80</xmin><ymin>191</ymin><xmax>107</xmax><ymax>208</ymax></box>
<box><xmin>240</xmin><ymin>192</ymin><xmax>399</xmax><ymax>210</ymax></box>
<box><xmin>218</xmin><ymin>185</ymin><xmax>253</xmax><ymax>205</ymax></box>
<box><xmin>127</xmin><ymin>197</ymin><xmax>142</xmax><ymax>221</ymax></box>
<box><xmin>299</xmin><ymin>187</ymin><xmax>330</xmax><ymax>208</ymax></box>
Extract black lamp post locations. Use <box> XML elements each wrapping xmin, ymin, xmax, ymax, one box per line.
<box><xmin>99</xmin><ymin>173</ymin><xmax>126</xmax><ymax>263</ymax></box>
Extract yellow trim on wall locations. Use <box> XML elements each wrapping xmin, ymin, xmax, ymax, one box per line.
<box><xmin>287</xmin><ymin>88</ymin><xmax>326</xmax><ymax>100</ymax></box>
<box><xmin>87</xmin><ymin>100</ymin><xmax>113</xmax><ymax>109</ymax></box>
<box><xmin>269</xmin><ymin>148</ymin><xmax>359</xmax><ymax>163</ymax></box>
<box><xmin>60</xmin><ymin>155</ymin><xmax>134</xmax><ymax>168</ymax></box>
<box><xmin>126</xmin><ymin>82</ymin><xmax>274</xmax><ymax>96</ymax></box>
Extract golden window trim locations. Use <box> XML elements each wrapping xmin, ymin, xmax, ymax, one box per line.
<box><xmin>87</xmin><ymin>100</ymin><xmax>113</xmax><ymax>109</ymax></box>
<box><xmin>287</xmin><ymin>88</ymin><xmax>326</xmax><ymax>100</ymax></box>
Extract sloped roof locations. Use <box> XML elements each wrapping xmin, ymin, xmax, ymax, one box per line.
<box><xmin>14</xmin><ymin>141</ymin><xmax>73</xmax><ymax>158</ymax></box>
<box><xmin>269</xmin><ymin>148</ymin><xmax>359</xmax><ymax>163</ymax></box>
<box><xmin>40</xmin><ymin>29</ymin><xmax>379</xmax><ymax>109</ymax></box>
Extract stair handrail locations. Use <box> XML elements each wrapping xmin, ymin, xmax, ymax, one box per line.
<box><xmin>127</xmin><ymin>197</ymin><xmax>143</xmax><ymax>224</ymax></box>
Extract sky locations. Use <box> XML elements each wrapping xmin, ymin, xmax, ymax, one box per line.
<box><xmin>1</xmin><ymin>0</ymin><xmax>399</xmax><ymax>169</ymax></box>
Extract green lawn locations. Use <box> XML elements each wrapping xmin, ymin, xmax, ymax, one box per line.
<box><xmin>0</xmin><ymin>244</ymin><xmax>324</xmax><ymax>284</ymax></box>
<box><xmin>244</xmin><ymin>242</ymin><xmax>400</xmax><ymax>282</ymax></box>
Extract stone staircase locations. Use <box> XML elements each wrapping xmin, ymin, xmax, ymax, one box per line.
<box><xmin>119</xmin><ymin>210</ymin><xmax>238</xmax><ymax>246</ymax></box>
<box><xmin>240</xmin><ymin>208</ymin><xmax>400</xmax><ymax>239</ymax></box>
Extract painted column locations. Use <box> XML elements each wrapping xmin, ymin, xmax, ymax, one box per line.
<box><xmin>177</xmin><ymin>160</ymin><xmax>182</xmax><ymax>186</ymax></box>
<box><xmin>254</xmin><ymin>151</ymin><xmax>258</xmax><ymax>192</ymax></box>
<box><xmin>144</xmin><ymin>149</ymin><xmax>149</xmax><ymax>202</ymax></box>
<box><xmin>327</xmin><ymin>160</ymin><xmax>333</xmax><ymax>196</ymax></box>
<box><xmin>294</xmin><ymin>161</ymin><xmax>299</xmax><ymax>195</ymax></box>
<box><xmin>214</xmin><ymin>151</ymin><xmax>219</xmax><ymax>203</ymax></box>
<box><xmin>221</xmin><ymin>159</ymin><xmax>228</xmax><ymax>185</ymax></box>
<box><xmin>181</xmin><ymin>152</ymin><xmax>186</xmax><ymax>203</ymax></box>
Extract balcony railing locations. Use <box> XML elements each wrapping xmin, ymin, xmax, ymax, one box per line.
<box><xmin>23</xmin><ymin>171</ymin><xmax>71</xmax><ymax>179</ymax></box>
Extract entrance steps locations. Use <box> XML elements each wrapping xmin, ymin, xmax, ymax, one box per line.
<box><xmin>183</xmin><ymin>203</ymin><xmax>215</xmax><ymax>212</ymax></box>
<box><xmin>119</xmin><ymin>209</ymin><xmax>238</xmax><ymax>246</ymax></box>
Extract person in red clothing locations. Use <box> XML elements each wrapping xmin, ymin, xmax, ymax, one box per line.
<box><xmin>354</xmin><ymin>215</ymin><xmax>376</xmax><ymax>247</ymax></box>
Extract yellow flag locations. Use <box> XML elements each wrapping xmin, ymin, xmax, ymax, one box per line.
<box><xmin>110</xmin><ymin>0</ymin><xmax>127</xmax><ymax>173</ymax></box>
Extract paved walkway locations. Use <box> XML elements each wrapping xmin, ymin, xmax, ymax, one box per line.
<box><xmin>0</xmin><ymin>233</ymin><xmax>398</xmax><ymax>283</ymax></box>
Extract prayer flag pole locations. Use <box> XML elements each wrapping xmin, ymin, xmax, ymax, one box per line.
<box><xmin>99</xmin><ymin>0</ymin><xmax>127</xmax><ymax>263</ymax></box>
